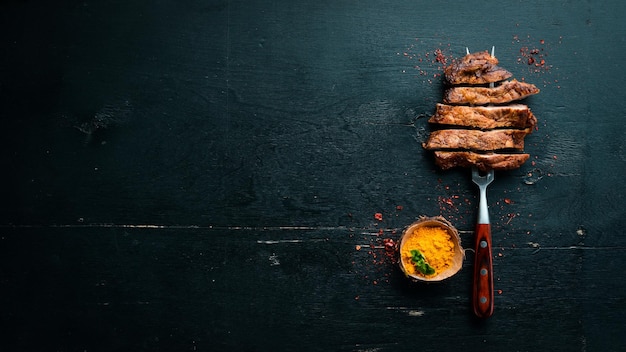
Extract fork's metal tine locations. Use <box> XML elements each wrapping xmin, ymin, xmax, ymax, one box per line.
<box><xmin>472</xmin><ymin>168</ymin><xmax>494</xmax><ymax>185</ymax></box>
<box><xmin>472</xmin><ymin>168</ymin><xmax>494</xmax><ymax>225</ymax></box>
<box><xmin>472</xmin><ymin>167</ymin><xmax>480</xmax><ymax>180</ymax></box>
<box><xmin>486</xmin><ymin>170</ymin><xmax>494</xmax><ymax>183</ymax></box>
<box><xmin>489</xmin><ymin>46</ymin><xmax>496</xmax><ymax>88</ymax></box>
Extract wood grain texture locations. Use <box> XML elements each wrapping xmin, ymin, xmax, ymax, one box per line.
<box><xmin>1</xmin><ymin>227</ymin><xmax>624</xmax><ymax>351</ymax></box>
<box><xmin>1</xmin><ymin>0</ymin><xmax>625</xmax><ymax>350</ymax></box>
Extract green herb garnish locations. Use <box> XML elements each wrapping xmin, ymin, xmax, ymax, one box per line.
<box><xmin>410</xmin><ymin>249</ymin><xmax>436</xmax><ymax>275</ymax></box>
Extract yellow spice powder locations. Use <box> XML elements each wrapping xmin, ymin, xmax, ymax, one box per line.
<box><xmin>401</xmin><ymin>226</ymin><xmax>454</xmax><ymax>276</ymax></box>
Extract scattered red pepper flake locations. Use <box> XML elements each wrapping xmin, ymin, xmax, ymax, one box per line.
<box><xmin>400</xmin><ymin>44</ymin><xmax>454</xmax><ymax>84</ymax></box>
<box><xmin>516</xmin><ymin>36</ymin><xmax>554</xmax><ymax>74</ymax></box>
<box><xmin>506</xmin><ymin>213</ymin><xmax>516</xmax><ymax>225</ymax></box>
<box><xmin>383</xmin><ymin>238</ymin><xmax>396</xmax><ymax>253</ymax></box>
<box><xmin>374</xmin><ymin>212</ymin><xmax>383</xmax><ymax>221</ymax></box>
<box><xmin>434</xmin><ymin>48</ymin><xmax>447</xmax><ymax>65</ymax></box>
<box><xmin>438</xmin><ymin>196</ymin><xmax>455</xmax><ymax>208</ymax></box>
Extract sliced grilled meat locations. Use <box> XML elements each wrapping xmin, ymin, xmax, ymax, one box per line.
<box><xmin>444</xmin><ymin>51</ymin><xmax>512</xmax><ymax>85</ymax></box>
<box><xmin>422</xmin><ymin>129</ymin><xmax>528</xmax><ymax>151</ymax></box>
<box><xmin>428</xmin><ymin>103</ymin><xmax>537</xmax><ymax>130</ymax></box>
<box><xmin>433</xmin><ymin>151</ymin><xmax>530</xmax><ymax>171</ymax></box>
<box><xmin>443</xmin><ymin>80</ymin><xmax>540</xmax><ymax>105</ymax></box>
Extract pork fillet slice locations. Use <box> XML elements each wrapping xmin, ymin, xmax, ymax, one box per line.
<box><xmin>444</xmin><ymin>80</ymin><xmax>540</xmax><ymax>105</ymax></box>
<box><xmin>444</xmin><ymin>51</ymin><xmax>512</xmax><ymax>85</ymax></box>
<box><xmin>422</xmin><ymin>129</ymin><xmax>527</xmax><ymax>151</ymax></box>
<box><xmin>434</xmin><ymin>151</ymin><xmax>530</xmax><ymax>171</ymax></box>
<box><xmin>428</xmin><ymin>103</ymin><xmax>537</xmax><ymax>130</ymax></box>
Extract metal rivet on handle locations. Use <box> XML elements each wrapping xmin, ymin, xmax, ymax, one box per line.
<box><xmin>480</xmin><ymin>268</ymin><xmax>488</xmax><ymax>276</ymax></box>
<box><xmin>480</xmin><ymin>240</ymin><xmax>487</xmax><ymax>248</ymax></box>
<box><xmin>480</xmin><ymin>297</ymin><xmax>487</xmax><ymax>304</ymax></box>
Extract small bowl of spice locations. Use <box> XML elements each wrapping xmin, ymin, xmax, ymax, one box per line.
<box><xmin>399</xmin><ymin>215</ymin><xmax>464</xmax><ymax>282</ymax></box>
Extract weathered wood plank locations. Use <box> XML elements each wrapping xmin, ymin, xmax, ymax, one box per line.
<box><xmin>1</xmin><ymin>0</ymin><xmax>625</xmax><ymax>350</ymax></box>
<box><xmin>1</xmin><ymin>227</ymin><xmax>623</xmax><ymax>350</ymax></box>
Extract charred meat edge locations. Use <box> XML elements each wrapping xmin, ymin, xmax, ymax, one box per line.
<box><xmin>434</xmin><ymin>151</ymin><xmax>530</xmax><ymax>171</ymax></box>
<box><xmin>428</xmin><ymin>103</ymin><xmax>537</xmax><ymax>130</ymax></box>
<box><xmin>422</xmin><ymin>129</ymin><xmax>528</xmax><ymax>151</ymax></box>
<box><xmin>444</xmin><ymin>79</ymin><xmax>540</xmax><ymax>105</ymax></box>
<box><xmin>444</xmin><ymin>51</ymin><xmax>512</xmax><ymax>85</ymax></box>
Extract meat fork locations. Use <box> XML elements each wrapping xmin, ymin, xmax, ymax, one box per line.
<box><xmin>471</xmin><ymin>168</ymin><xmax>495</xmax><ymax>318</ymax></box>
<box><xmin>464</xmin><ymin>47</ymin><xmax>497</xmax><ymax>318</ymax></box>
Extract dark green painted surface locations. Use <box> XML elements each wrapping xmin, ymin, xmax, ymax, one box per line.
<box><xmin>1</xmin><ymin>0</ymin><xmax>625</xmax><ymax>351</ymax></box>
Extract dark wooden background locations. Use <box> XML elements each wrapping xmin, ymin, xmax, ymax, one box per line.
<box><xmin>1</xmin><ymin>0</ymin><xmax>625</xmax><ymax>351</ymax></box>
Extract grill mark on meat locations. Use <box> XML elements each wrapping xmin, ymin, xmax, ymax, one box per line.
<box><xmin>428</xmin><ymin>103</ymin><xmax>537</xmax><ymax>130</ymax></box>
<box><xmin>444</xmin><ymin>51</ymin><xmax>512</xmax><ymax>85</ymax></box>
<box><xmin>422</xmin><ymin>129</ymin><xmax>528</xmax><ymax>151</ymax></box>
<box><xmin>433</xmin><ymin>151</ymin><xmax>530</xmax><ymax>172</ymax></box>
<box><xmin>443</xmin><ymin>79</ymin><xmax>540</xmax><ymax>105</ymax></box>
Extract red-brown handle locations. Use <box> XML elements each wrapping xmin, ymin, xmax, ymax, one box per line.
<box><xmin>472</xmin><ymin>223</ymin><xmax>494</xmax><ymax>318</ymax></box>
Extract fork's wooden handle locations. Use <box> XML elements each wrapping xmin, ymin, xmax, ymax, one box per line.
<box><xmin>472</xmin><ymin>223</ymin><xmax>494</xmax><ymax>318</ymax></box>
